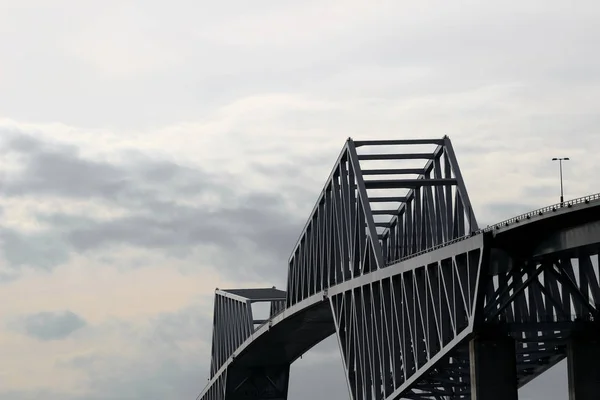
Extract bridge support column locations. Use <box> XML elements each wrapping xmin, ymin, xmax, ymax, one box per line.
<box><xmin>567</xmin><ymin>328</ymin><xmax>600</xmax><ymax>400</ymax></box>
<box><xmin>469</xmin><ymin>333</ymin><xmax>518</xmax><ymax>400</ymax></box>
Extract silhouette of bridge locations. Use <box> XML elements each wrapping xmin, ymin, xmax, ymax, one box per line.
<box><xmin>197</xmin><ymin>137</ymin><xmax>600</xmax><ymax>400</ymax></box>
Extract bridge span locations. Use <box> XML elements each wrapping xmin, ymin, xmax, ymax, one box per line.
<box><xmin>197</xmin><ymin>137</ymin><xmax>600</xmax><ymax>400</ymax></box>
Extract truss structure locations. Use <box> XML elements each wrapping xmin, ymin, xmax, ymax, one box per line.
<box><xmin>327</xmin><ymin>240</ymin><xmax>600</xmax><ymax>399</ymax></box>
<box><xmin>210</xmin><ymin>288</ymin><xmax>286</xmax><ymax>377</ymax></box>
<box><xmin>328</xmin><ymin>236</ymin><xmax>487</xmax><ymax>400</ymax></box>
<box><xmin>197</xmin><ymin>136</ymin><xmax>600</xmax><ymax>400</ymax></box>
<box><xmin>482</xmin><ymin>249</ymin><xmax>600</xmax><ymax>388</ymax></box>
<box><xmin>287</xmin><ymin>137</ymin><xmax>478</xmax><ymax>307</ymax></box>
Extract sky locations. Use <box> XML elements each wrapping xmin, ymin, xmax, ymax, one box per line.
<box><xmin>0</xmin><ymin>1</ymin><xmax>599</xmax><ymax>399</ymax></box>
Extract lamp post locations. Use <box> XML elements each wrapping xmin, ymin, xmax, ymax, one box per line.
<box><xmin>551</xmin><ymin>157</ymin><xmax>570</xmax><ymax>205</ymax></box>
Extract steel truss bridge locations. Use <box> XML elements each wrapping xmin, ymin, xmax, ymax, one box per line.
<box><xmin>197</xmin><ymin>137</ymin><xmax>600</xmax><ymax>400</ymax></box>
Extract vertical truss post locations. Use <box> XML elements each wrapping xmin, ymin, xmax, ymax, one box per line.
<box><xmin>442</xmin><ymin>136</ymin><xmax>478</xmax><ymax>232</ymax></box>
<box><xmin>567</xmin><ymin>324</ymin><xmax>600</xmax><ymax>400</ymax></box>
<box><xmin>347</xmin><ymin>139</ymin><xmax>384</xmax><ymax>270</ymax></box>
<box><xmin>469</xmin><ymin>331</ymin><xmax>518</xmax><ymax>400</ymax></box>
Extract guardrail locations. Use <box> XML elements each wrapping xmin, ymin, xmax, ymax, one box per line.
<box><xmin>385</xmin><ymin>233</ymin><xmax>477</xmax><ymax>266</ymax></box>
<box><xmin>385</xmin><ymin>192</ymin><xmax>600</xmax><ymax>266</ymax></box>
<box><xmin>482</xmin><ymin>192</ymin><xmax>600</xmax><ymax>232</ymax></box>
<box><xmin>494</xmin><ymin>313</ymin><xmax>597</xmax><ymax>324</ymax></box>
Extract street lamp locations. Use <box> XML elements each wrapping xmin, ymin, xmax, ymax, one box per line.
<box><xmin>551</xmin><ymin>157</ymin><xmax>570</xmax><ymax>205</ymax></box>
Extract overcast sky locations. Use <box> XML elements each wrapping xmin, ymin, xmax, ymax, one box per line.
<box><xmin>1</xmin><ymin>1</ymin><xmax>599</xmax><ymax>399</ymax></box>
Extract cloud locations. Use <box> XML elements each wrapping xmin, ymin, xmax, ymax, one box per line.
<box><xmin>1</xmin><ymin>131</ymin><xmax>220</xmax><ymax>201</ymax></box>
<box><xmin>0</xmin><ymin>227</ymin><xmax>70</xmax><ymax>270</ymax></box>
<box><xmin>0</xmin><ymin>303</ymin><xmax>212</xmax><ymax>400</ymax></box>
<box><xmin>15</xmin><ymin>311</ymin><xmax>86</xmax><ymax>341</ymax></box>
<box><xmin>0</xmin><ymin>131</ymin><xmax>305</xmax><ymax>281</ymax></box>
<box><xmin>55</xmin><ymin>306</ymin><xmax>213</xmax><ymax>400</ymax></box>
<box><xmin>1</xmin><ymin>0</ymin><xmax>599</xmax><ymax>130</ymax></box>
<box><xmin>0</xmin><ymin>271</ymin><xmax>19</xmax><ymax>285</ymax></box>
<box><xmin>0</xmin><ymin>311</ymin><xmax>346</xmax><ymax>400</ymax></box>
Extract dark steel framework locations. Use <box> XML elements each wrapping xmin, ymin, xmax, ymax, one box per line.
<box><xmin>286</xmin><ymin>137</ymin><xmax>478</xmax><ymax>306</ymax></box>
<box><xmin>327</xmin><ymin>232</ymin><xmax>600</xmax><ymax>399</ymax></box>
<box><xmin>205</xmin><ymin>288</ymin><xmax>288</xmax><ymax>400</ymax></box>
<box><xmin>210</xmin><ymin>288</ymin><xmax>286</xmax><ymax>377</ymax></box>
<box><xmin>198</xmin><ymin>137</ymin><xmax>600</xmax><ymax>400</ymax></box>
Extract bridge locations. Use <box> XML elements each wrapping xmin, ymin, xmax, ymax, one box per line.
<box><xmin>197</xmin><ymin>137</ymin><xmax>600</xmax><ymax>400</ymax></box>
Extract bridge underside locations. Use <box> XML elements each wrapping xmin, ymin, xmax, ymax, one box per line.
<box><xmin>197</xmin><ymin>137</ymin><xmax>600</xmax><ymax>400</ymax></box>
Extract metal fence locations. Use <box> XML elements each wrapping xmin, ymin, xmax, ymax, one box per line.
<box><xmin>483</xmin><ymin>192</ymin><xmax>600</xmax><ymax>232</ymax></box>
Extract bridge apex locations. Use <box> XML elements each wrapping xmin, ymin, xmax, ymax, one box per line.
<box><xmin>353</xmin><ymin>138</ymin><xmax>446</xmax><ymax>146</ymax></box>
<box><xmin>286</xmin><ymin>136</ymin><xmax>478</xmax><ymax>307</ymax></box>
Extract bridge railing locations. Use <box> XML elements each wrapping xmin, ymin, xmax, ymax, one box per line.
<box><xmin>482</xmin><ymin>192</ymin><xmax>600</xmax><ymax>231</ymax></box>
<box><xmin>384</xmin><ymin>232</ymin><xmax>477</xmax><ymax>266</ymax></box>
<box><xmin>384</xmin><ymin>192</ymin><xmax>600</xmax><ymax>266</ymax></box>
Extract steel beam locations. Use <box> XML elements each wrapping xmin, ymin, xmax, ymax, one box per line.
<box><xmin>362</xmin><ymin>168</ymin><xmax>426</xmax><ymax>175</ymax></box>
<box><xmin>358</xmin><ymin>153</ymin><xmax>435</xmax><ymax>160</ymax></box>
<box><xmin>354</xmin><ymin>139</ymin><xmax>445</xmax><ymax>146</ymax></box>
<box><xmin>364</xmin><ymin>179</ymin><xmax>458</xmax><ymax>189</ymax></box>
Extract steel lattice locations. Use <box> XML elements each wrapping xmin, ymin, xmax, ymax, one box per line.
<box><xmin>328</xmin><ymin>236</ymin><xmax>486</xmax><ymax>400</ymax></box>
<box><xmin>209</xmin><ymin>289</ymin><xmax>287</xmax><ymax>377</ymax></box>
<box><xmin>196</xmin><ymin>137</ymin><xmax>600</xmax><ymax>400</ymax></box>
<box><xmin>287</xmin><ymin>137</ymin><xmax>477</xmax><ymax>307</ymax></box>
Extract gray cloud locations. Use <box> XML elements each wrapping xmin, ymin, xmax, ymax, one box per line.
<box><xmin>55</xmin><ymin>312</ymin><xmax>347</xmax><ymax>400</ymax></box>
<box><xmin>60</xmin><ymin>306</ymin><xmax>213</xmax><ymax>400</ymax></box>
<box><xmin>0</xmin><ymin>271</ymin><xmax>19</xmax><ymax>285</ymax></box>
<box><xmin>1</xmin><ymin>131</ymin><xmax>225</xmax><ymax>201</ymax></box>
<box><xmin>48</xmin><ymin>200</ymin><xmax>299</xmax><ymax>282</ymax></box>
<box><xmin>1</xmin><ymin>1</ymin><xmax>597</xmax><ymax>131</ymax></box>
<box><xmin>1</xmin><ymin>131</ymin><xmax>307</xmax><ymax>282</ymax></box>
<box><xmin>0</xmin><ymin>228</ymin><xmax>70</xmax><ymax>270</ymax></box>
<box><xmin>0</xmin><ymin>304</ymin><xmax>211</xmax><ymax>400</ymax></box>
<box><xmin>17</xmin><ymin>311</ymin><xmax>86</xmax><ymax>341</ymax></box>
